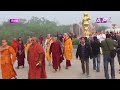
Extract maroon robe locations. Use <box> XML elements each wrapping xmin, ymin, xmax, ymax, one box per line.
<box><xmin>28</xmin><ymin>43</ymin><xmax>47</xmax><ymax>79</ymax></box>
<box><xmin>50</xmin><ymin>41</ymin><xmax>64</xmax><ymax>70</ymax></box>
<box><xmin>11</xmin><ymin>40</ymin><xmax>18</xmax><ymax>53</ymax></box>
<box><xmin>16</xmin><ymin>44</ymin><xmax>25</xmax><ymax>66</ymax></box>
<box><xmin>39</xmin><ymin>36</ymin><xmax>43</xmax><ymax>44</ymax></box>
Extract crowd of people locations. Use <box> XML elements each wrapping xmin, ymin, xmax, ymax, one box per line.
<box><xmin>0</xmin><ymin>31</ymin><xmax>120</xmax><ymax>79</ymax></box>
<box><xmin>78</xmin><ymin>31</ymin><xmax>120</xmax><ymax>79</ymax></box>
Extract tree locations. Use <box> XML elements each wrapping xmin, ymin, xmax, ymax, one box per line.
<box><xmin>0</xmin><ymin>16</ymin><xmax>108</xmax><ymax>44</ymax></box>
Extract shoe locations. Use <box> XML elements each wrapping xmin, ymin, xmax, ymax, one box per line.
<box><xmin>16</xmin><ymin>66</ymin><xmax>19</xmax><ymax>69</ymax></box>
<box><xmin>14</xmin><ymin>77</ymin><xmax>17</xmax><ymax>79</ymax></box>
<box><xmin>86</xmin><ymin>75</ymin><xmax>90</xmax><ymax>77</ymax></box>
<box><xmin>96</xmin><ymin>70</ymin><xmax>100</xmax><ymax>72</ymax></box>
<box><xmin>82</xmin><ymin>73</ymin><xmax>85</xmax><ymax>75</ymax></box>
<box><xmin>59</xmin><ymin>68</ymin><xmax>61</xmax><ymax>71</ymax></box>
<box><xmin>65</xmin><ymin>67</ymin><xmax>68</xmax><ymax>69</ymax></box>
<box><xmin>93</xmin><ymin>68</ymin><xmax>96</xmax><ymax>70</ymax></box>
<box><xmin>53</xmin><ymin>70</ymin><xmax>57</xmax><ymax>73</ymax></box>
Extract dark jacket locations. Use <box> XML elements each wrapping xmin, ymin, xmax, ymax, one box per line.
<box><xmin>101</xmin><ymin>38</ymin><xmax>117</xmax><ymax>56</ymax></box>
<box><xmin>76</xmin><ymin>43</ymin><xmax>93</xmax><ymax>59</ymax></box>
<box><xmin>112</xmin><ymin>34</ymin><xmax>117</xmax><ymax>41</ymax></box>
<box><xmin>117</xmin><ymin>39</ymin><xmax>120</xmax><ymax>54</ymax></box>
<box><xmin>91</xmin><ymin>40</ymin><xmax>101</xmax><ymax>56</ymax></box>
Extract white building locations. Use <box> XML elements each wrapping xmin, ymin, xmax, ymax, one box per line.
<box><xmin>105</xmin><ymin>28</ymin><xmax>120</xmax><ymax>33</ymax></box>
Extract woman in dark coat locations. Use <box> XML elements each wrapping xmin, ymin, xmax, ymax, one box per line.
<box><xmin>16</xmin><ymin>40</ymin><xmax>25</xmax><ymax>69</ymax></box>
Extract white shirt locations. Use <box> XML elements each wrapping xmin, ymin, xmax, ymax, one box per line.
<box><xmin>100</xmin><ymin>34</ymin><xmax>106</xmax><ymax>42</ymax></box>
<box><xmin>97</xmin><ymin>35</ymin><xmax>101</xmax><ymax>40</ymax></box>
<box><xmin>97</xmin><ymin>34</ymin><xmax>106</xmax><ymax>42</ymax></box>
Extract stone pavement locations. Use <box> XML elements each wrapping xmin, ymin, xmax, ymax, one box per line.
<box><xmin>0</xmin><ymin>49</ymin><xmax>120</xmax><ymax>79</ymax></box>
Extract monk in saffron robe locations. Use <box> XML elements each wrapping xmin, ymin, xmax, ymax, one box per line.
<box><xmin>50</xmin><ymin>37</ymin><xmax>64</xmax><ymax>72</ymax></box>
<box><xmin>24</xmin><ymin>38</ymin><xmax>32</xmax><ymax>54</ymax></box>
<box><xmin>63</xmin><ymin>33</ymin><xmax>73</xmax><ymax>69</ymax></box>
<box><xmin>45</xmin><ymin>34</ymin><xmax>53</xmax><ymax>66</ymax></box>
<box><xmin>11</xmin><ymin>38</ymin><xmax>18</xmax><ymax>53</ymax></box>
<box><xmin>0</xmin><ymin>39</ymin><xmax>17</xmax><ymax>79</ymax></box>
<box><xmin>28</xmin><ymin>37</ymin><xmax>47</xmax><ymax>79</ymax></box>
<box><xmin>16</xmin><ymin>40</ymin><xmax>25</xmax><ymax>69</ymax></box>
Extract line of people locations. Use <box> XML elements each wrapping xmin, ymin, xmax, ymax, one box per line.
<box><xmin>0</xmin><ymin>37</ymin><xmax>47</xmax><ymax>79</ymax></box>
<box><xmin>0</xmin><ymin>31</ymin><xmax>120</xmax><ymax>79</ymax></box>
<box><xmin>0</xmin><ymin>33</ymin><xmax>73</xmax><ymax>79</ymax></box>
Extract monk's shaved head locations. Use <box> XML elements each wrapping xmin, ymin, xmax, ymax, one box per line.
<box><xmin>64</xmin><ymin>33</ymin><xmax>69</xmax><ymax>36</ymax></box>
<box><xmin>47</xmin><ymin>34</ymin><xmax>51</xmax><ymax>39</ymax></box>
<box><xmin>64</xmin><ymin>33</ymin><xmax>68</xmax><ymax>35</ymax></box>
<box><xmin>52</xmin><ymin>37</ymin><xmax>57</xmax><ymax>42</ymax></box>
<box><xmin>13</xmin><ymin>38</ymin><xmax>17</xmax><ymax>40</ymax></box>
<box><xmin>2</xmin><ymin>39</ymin><xmax>8</xmax><ymax>46</ymax></box>
<box><xmin>64</xmin><ymin>33</ymin><xmax>69</xmax><ymax>38</ymax></box>
<box><xmin>32</xmin><ymin>37</ymin><xmax>36</xmax><ymax>40</ymax></box>
<box><xmin>47</xmin><ymin>34</ymin><xmax>50</xmax><ymax>36</ymax></box>
<box><xmin>31</xmin><ymin>37</ymin><xmax>38</xmax><ymax>44</ymax></box>
<box><xmin>2</xmin><ymin>39</ymin><xmax>7</xmax><ymax>42</ymax></box>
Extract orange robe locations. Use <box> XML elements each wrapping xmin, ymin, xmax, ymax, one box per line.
<box><xmin>45</xmin><ymin>38</ymin><xmax>53</xmax><ymax>63</ymax></box>
<box><xmin>28</xmin><ymin>43</ymin><xmax>47</xmax><ymax>79</ymax></box>
<box><xmin>11</xmin><ymin>40</ymin><xmax>18</xmax><ymax>53</ymax></box>
<box><xmin>63</xmin><ymin>38</ymin><xmax>73</xmax><ymax>61</ymax></box>
<box><xmin>0</xmin><ymin>46</ymin><xmax>17</xmax><ymax>79</ymax></box>
<box><xmin>24</xmin><ymin>43</ymin><xmax>32</xmax><ymax>54</ymax></box>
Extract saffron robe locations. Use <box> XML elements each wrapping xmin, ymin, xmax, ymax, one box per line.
<box><xmin>63</xmin><ymin>38</ymin><xmax>73</xmax><ymax>61</ymax></box>
<box><xmin>45</xmin><ymin>38</ymin><xmax>53</xmax><ymax>63</ymax></box>
<box><xmin>0</xmin><ymin>46</ymin><xmax>17</xmax><ymax>79</ymax></box>
<box><xmin>28</xmin><ymin>43</ymin><xmax>47</xmax><ymax>79</ymax></box>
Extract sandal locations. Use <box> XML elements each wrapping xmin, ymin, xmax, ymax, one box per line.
<box><xmin>16</xmin><ymin>66</ymin><xmax>19</xmax><ymax>69</ymax></box>
<box><xmin>65</xmin><ymin>67</ymin><xmax>68</xmax><ymax>69</ymax></box>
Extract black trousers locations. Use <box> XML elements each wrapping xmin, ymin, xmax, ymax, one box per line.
<box><xmin>80</xmin><ymin>58</ymin><xmax>89</xmax><ymax>75</ymax></box>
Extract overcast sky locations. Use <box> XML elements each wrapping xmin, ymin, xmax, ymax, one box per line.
<box><xmin>0</xmin><ymin>11</ymin><xmax>119</xmax><ymax>27</ymax></box>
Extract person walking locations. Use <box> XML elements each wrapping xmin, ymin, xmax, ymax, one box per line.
<box><xmin>91</xmin><ymin>36</ymin><xmax>101</xmax><ymax>72</ymax></box>
<box><xmin>50</xmin><ymin>37</ymin><xmax>64</xmax><ymax>72</ymax></box>
<box><xmin>76</xmin><ymin>37</ymin><xmax>92</xmax><ymax>77</ymax></box>
<box><xmin>28</xmin><ymin>37</ymin><xmax>47</xmax><ymax>79</ymax></box>
<box><xmin>0</xmin><ymin>39</ymin><xmax>17</xmax><ymax>79</ymax></box>
<box><xmin>16</xmin><ymin>40</ymin><xmax>25</xmax><ymax>69</ymax></box>
<box><xmin>101</xmin><ymin>34</ymin><xmax>117</xmax><ymax>79</ymax></box>
<box><xmin>63</xmin><ymin>33</ymin><xmax>73</xmax><ymax>69</ymax></box>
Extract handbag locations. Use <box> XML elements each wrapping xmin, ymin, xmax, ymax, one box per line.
<box><xmin>105</xmin><ymin>40</ymin><xmax>116</xmax><ymax>58</ymax></box>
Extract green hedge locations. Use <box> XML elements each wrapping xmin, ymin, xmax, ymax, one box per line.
<box><xmin>72</xmin><ymin>38</ymin><xmax>79</xmax><ymax>45</ymax></box>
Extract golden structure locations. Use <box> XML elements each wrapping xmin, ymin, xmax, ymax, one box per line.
<box><xmin>82</xmin><ymin>12</ymin><xmax>91</xmax><ymax>38</ymax></box>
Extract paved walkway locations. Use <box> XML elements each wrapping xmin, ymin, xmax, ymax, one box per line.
<box><xmin>0</xmin><ymin>49</ymin><xmax>120</xmax><ymax>79</ymax></box>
